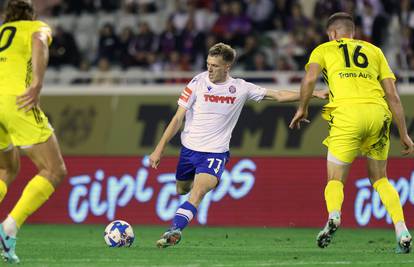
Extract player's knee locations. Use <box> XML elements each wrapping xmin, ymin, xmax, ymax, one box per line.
<box><xmin>56</xmin><ymin>163</ymin><xmax>68</xmax><ymax>180</ymax></box>
<box><xmin>50</xmin><ymin>163</ymin><xmax>67</xmax><ymax>182</ymax></box>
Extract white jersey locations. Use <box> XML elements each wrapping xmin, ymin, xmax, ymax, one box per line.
<box><xmin>177</xmin><ymin>71</ymin><xmax>266</xmax><ymax>153</ymax></box>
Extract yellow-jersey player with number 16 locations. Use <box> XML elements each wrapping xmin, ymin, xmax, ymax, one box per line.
<box><xmin>310</xmin><ymin>32</ymin><xmax>396</xmax><ymax>162</ymax></box>
<box><xmin>0</xmin><ymin>0</ymin><xmax>67</xmax><ymax>264</ymax></box>
<box><xmin>290</xmin><ymin>12</ymin><xmax>413</xmax><ymax>253</ymax></box>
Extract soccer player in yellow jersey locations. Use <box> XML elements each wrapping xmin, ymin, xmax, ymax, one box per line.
<box><xmin>290</xmin><ymin>12</ymin><xmax>414</xmax><ymax>253</ymax></box>
<box><xmin>0</xmin><ymin>0</ymin><xmax>67</xmax><ymax>263</ymax></box>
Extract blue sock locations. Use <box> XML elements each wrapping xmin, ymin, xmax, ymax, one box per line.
<box><xmin>171</xmin><ymin>201</ymin><xmax>197</xmax><ymax>231</ymax></box>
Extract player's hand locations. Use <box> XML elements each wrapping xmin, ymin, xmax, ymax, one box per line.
<box><xmin>17</xmin><ymin>83</ymin><xmax>42</xmax><ymax>112</ymax></box>
<box><xmin>149</xmin><ymin>151</ymin><xmax>162</xmax><ymax>169</ymax></box>
<box><xmin>289</xmin><ymin>108</ymin><xmax>310</xmax><ymax>129</ymax></box>
<box><xmin>313</xmin><ymin>89</ymin><xmax>329</xmax><ymax>99</ymax></box>
<box><xmin>400</xmin><ymin>134</ymin><xmax>414</xmax><ymax>155</ymax></box>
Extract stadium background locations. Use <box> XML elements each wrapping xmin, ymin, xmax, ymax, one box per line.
<box><xmin>0</xmin><ymin>0</ymin><xmax>414</xmax><ymax>229</ymax></box>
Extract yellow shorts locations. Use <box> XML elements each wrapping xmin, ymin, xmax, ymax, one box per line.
<box><xmin>0</xmin><ymin>95</ymin><xmax>53</xmax><ymax>150</ymax></box>
<box><xmin>323</xmin><ymin>103</ymin><xmax>391</xmax><ymax>163</ymax></box>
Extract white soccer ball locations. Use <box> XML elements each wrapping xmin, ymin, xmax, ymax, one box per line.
<box><xmin>104</xmin><ymin>220</ymin><xmax>135</xmax><ymax>247</ymax></box>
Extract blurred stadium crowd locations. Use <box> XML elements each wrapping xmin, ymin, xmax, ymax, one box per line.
<box><xmin>1</xmin><ymin>0</ymin><xmax>413</xmax><ymax>83</ymax></box>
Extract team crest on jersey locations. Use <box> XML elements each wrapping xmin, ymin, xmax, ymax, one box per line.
<box><xmin>228</xmin><ymin>85</ymin><xmax>236</xmax><ymax>94</ymax></box>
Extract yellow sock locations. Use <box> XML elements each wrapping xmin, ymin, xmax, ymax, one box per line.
<box><xmin>373</xmin><ymin>177</ymin><xmax>405</xmax><ymax>224</ymax></box>
<box><xmin>0</xmin><ymin>179</ymin><xmax>7</xmax><ymax>203</ymax></box>
<box><xmin>324</xmin><ymin>180</ymin><xmax>344</xmax><ymax>213</ymax></box>
<box><xmin>10</xmin><ymin>175</ymin><xmax>55</xmax><ymax>228</ymax></box>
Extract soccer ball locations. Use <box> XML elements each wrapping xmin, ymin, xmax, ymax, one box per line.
<box><xmin>104</xmin><ymin>220</ymin><xmax>135</xmax><ymax>247</ymax></box>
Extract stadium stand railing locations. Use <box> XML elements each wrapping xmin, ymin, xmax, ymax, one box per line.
<box><xmin>44</xmin><ymin>70</ymin><xmax>414</xmax><ymax>95</ymax></box>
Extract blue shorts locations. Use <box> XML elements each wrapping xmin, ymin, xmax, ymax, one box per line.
<box><xmin>176</xmin><ymin>146</ymin><xmax>230</xmax><ymax>181</ymax></box>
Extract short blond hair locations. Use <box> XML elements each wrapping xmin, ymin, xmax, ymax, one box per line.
<box><xmin>208</xmin><ymin>43</ymin><xmax>236</xmax><ymax>64</ymax></box>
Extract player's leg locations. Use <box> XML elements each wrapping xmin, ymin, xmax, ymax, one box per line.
<box><xmin>171</xmin><ymin>147</ymin><xmax>197</xmax><ymax>231</ymax></box>
<box><xmin>325</xmin><ymin>156</ymin><xmax>351</xmax><ymax>221</ymax></box>
<box><xmin>172</xmin><ymin>150</ymin><xmax>228</xmax><ymax>233</ymax></box>
<box><xmin>0</xmin><ymin>100</ymin><xmax>23</xmax><ymax>263</ymax></box>
<box><xmin>318</xmin><ymin>105</ymin><xmax>361</xmax><ymax>248</ymax></box>
<box><xmin>2</xmin><ymin>134</ymin><xmax>66</xmax><ymax>239</ymax></box>
<box><xmin>368</xmin><ymin>158</ymin><xmax>411</xmax><ymax>253</ymax></box>
<box><xmin>0</xmin><ymin>147</ymin><xmax>20</xmax><ymax>263</ymax></box>
<box><xmin>156</xmin><ymin>147</ymin><xmax>196</xmax><ymax>248</ymax></box>
<box><xmin>173</xmin><ymin>172</ymin><xmax>217</xmax><ymax>228</ymax></box>
<box><xmin>157</xmin><ymin>173</ymin><xmax>217</xmax><ymax>248</ymax></box>
<box><xmin>317</xmin><ymin>154</ymin><xmax>351</xmax><ymax>248</ymax></box>
<box><xmin>0</xmin><ymin>146</ymin><xmax>20</xmax><ymax>204</ymax></box>
<box><xmin>156</xmin><ymin>149</ymin><xmax>228</xmax><ymax>248</ymax></box>
<box><xmin>363</xmin><ymin>104</ymin><xmax>410</xmax><ymax>253</ymax></box>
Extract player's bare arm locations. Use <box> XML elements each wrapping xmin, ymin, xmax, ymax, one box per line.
<box><xmin>381</xmin><ymin>78</ymin><xmax>414</xmax><ymax>155</ymax></box>
<box><xmin>263</xmin><ymin>88</ymin><xmax>328</xmax><ymax>102</ymax></box>
<box><xmin>17</xmin><ymin>31</ymin><xmax>50</xmax><ymax>112</ymax></box>
<box><xmin>149</xmin><ymin>106</ymin><xmax>187</xmax><ymax>169</ymax></box>
<box><xmin>289</xmin><ymin>63</ymin><xmax>322</xmax><ymax>129</ymax></box>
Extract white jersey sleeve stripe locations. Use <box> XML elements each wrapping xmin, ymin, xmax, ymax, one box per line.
<box><xmin>179</xmin><ymin>87</ymin><xmax>193</xmax><ymax>103</ymax></box>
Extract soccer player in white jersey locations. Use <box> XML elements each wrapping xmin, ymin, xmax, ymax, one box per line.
<box><xmin>149</xmin><ymin>43</ymin><xmax>327</xmax><ymax>248</ymax></box>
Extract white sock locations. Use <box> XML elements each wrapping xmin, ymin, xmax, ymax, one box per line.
<box><xmin>395</xmin><ymin>221</ymin><xmax>409</xmax><ymax>238</ymax></box>
<box><xmin>2</xmin><ymin>215</ymin><xmax>18</xmax><ymax>238</ymax></box>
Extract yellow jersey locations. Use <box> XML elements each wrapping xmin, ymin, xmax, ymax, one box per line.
<box><xmin>306</xmin><ymin>38</ymin><xmax>395</xmax><ymax>109</ymax></box>
<box><xmin>0</xmin><ymin>20</ymin><xmax>52</xmax><ymax>95</ymax></box>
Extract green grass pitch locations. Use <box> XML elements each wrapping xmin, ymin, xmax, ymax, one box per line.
<box><xmin>10</xmin><ymin>225</ymin><xmax>414</xmax><ymax>267</ymax></box>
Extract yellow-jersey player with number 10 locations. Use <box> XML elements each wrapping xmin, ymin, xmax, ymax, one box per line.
<box><xmin>0</xmin><ymin>20</ymin><xmax>53</xmax><ymax>146</ymax></box>
<box><xmin>0</xmin><ymin>0</ymin><xmax>67</xmax><ymax>264</ymax></box>
<box><xmin>290</xmin><ymin>12</ymin><xmax>413</xmax><ymax>253</ymax></box>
